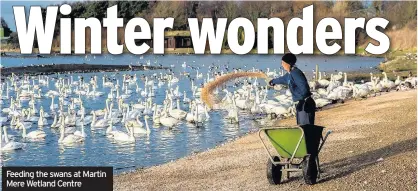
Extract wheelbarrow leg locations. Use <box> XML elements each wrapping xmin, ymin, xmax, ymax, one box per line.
<box><xmin>286</xmin><ymin>164</ymin><xmax>290</xmax><ymax>179</ymax></box>
<box><xmin>316</xmin><ymin>130</ymin><xmax>332</xmax><ymax>179</ymax></box>
<box><xmin>316</xmin><ymin>156</ymin><xmax>321</xmax><ymax>178</ymax></box>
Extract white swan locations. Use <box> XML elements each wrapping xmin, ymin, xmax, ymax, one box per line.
<box><xmin>133</xmin><ymin>115</ymin><xmax>151</xmax><ymax>135</ymax></box>
<box><xmin>1</xmin><ymin>126</ymin><xmax>25</xmax><ymax>151</ymax></box>
<box><xmin>38</xmin><ymin>108</ymin><xmax>48</xmax><ymax>126</ymax></box>
<box><xmin>168</xmin><ymin>99</ymin><xmax>187</xmax><ymax>120</ymax></box>
<box><xmin>21</xmin><ymin>122</ymin><xmax>46</xmax><ymax>139</ymax></box>
<box><xmin>91</xmin><ymin>112</ymin><xmax>108</xmax><ymax>128</ymax></box>
<box><xmin>73</xmin><ymin>117</ymin><xmax>86</xmax><ymax>138</ymax></box>
<box><xmin>226</xmin><ymin>99</ymin><xmax>239</xmax><ymax>123</ymax></box>
<box><xmin>125</xmin><ymin>115</ymin><xmax>144</xmax><ymax>129</ymax></box>
<box><xmin>58</xmin><ymin>120</ymin><xmax>84</xmax><ymax>144</ymax></box>
<box><xmin>110</xmin><ymin>121</ymin><xmax>135</xmax><ymax>142</ymax></box>
<box><xmin>159</xmin><ymin>103</ymin><xmax>179</xmax><ymax>128</ymax></box>
<box><xmin>317</xmin><ymin>72</ymin><xmax>330</xmax><ymax>88</ymax></box>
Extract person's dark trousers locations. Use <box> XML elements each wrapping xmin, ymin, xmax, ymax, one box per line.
<box><xmin>296</xmin><ymin>97</ymin><xmax>316</xmax><ymax>126</ymax></box>
<box><xmin>297</xmin><ymin>97</ymin><xmax>320</xmax><ymax>175</ymax></box>
<box><xmin>301</xmin><ymin>124</ymin><xmax>323</xmax><ymax>178</ymax></box>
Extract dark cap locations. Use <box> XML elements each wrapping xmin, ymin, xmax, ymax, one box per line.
<box><xmin>282</xmin><ymin>53</ymin><xmax>297</xmax><ymax>66</ymax></box>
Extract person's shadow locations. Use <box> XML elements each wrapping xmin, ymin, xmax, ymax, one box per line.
<box><xmin>318</xmin><ymin>137</ymin><xmax>416</xmax><ymax>183</ymax></box>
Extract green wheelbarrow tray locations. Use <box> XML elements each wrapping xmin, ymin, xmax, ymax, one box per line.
<box><xmin>258</xmin><ymin>125</ymin><xmax>332</xmax><ymax>185</ymax></box>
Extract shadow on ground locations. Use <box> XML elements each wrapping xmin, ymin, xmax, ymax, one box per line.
<box><xmin>319</xmin><ymin>137</ymin><xmax>416</xmax><ymax>183</ymax></box>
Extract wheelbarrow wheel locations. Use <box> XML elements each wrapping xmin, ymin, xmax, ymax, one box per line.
<box><xmin>302</xmin><ymin>154</ymin><xmax>318</xmax><ymax>185</ymax></box>
<box><xmin>266</xmin><ymin>156</ymin><xmax>282</xmax><ymax>185</ymax></box>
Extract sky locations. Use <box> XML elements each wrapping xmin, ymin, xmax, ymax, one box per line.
<box><xmin>1</xmin><ymin>1</ymin><xmax>80</xmax><ymax>31</ymax></box>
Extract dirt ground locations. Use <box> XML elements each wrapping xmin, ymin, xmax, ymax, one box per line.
<box><xmin>114</xmin><ymin>90</ymin><xmax>417</xmax><ymax>191</ymax></box>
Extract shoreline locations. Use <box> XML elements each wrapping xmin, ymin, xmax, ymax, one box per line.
<box><xmin>0</xmin><ymin>63</ymin><xmax>168</xmax><ymax>77</ymax></box>
<box><xmin>0</xmin><ymin>48</ymin><xmax>386</xmax><ymax>58</ymax></box>
<box><xmin>114</xmin><ymin>90</ymin><xmax>417</xmax><ymax>190</ymax></box>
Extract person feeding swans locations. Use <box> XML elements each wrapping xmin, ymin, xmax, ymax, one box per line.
<box><xmin>268</xmin><ymin>53</ymin><xmax>316</xmax><ymax>125</ymax></box>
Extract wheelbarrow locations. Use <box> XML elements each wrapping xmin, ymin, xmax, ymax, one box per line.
<box><xmin>258</xmin><ymin>125</ymin><xmax>331</xmax><ymax>185</ymax></box>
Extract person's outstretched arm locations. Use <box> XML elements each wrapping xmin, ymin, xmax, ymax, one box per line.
<box><xmin>269</xmin><ymin>73</ymin><xmax>289</xmax><ymax>86</ymax></box>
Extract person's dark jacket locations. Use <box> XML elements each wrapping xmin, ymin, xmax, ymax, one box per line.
<box><xmin>270</xmin><ymin>67</ymin><xmax>312</xmax><ymax>102</ymax></box>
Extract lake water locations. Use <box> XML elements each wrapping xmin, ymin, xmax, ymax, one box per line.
<box><xmin>0</xmin><ymin>54</ymin><xmax>383</xmax><ymax>174</ymax></box>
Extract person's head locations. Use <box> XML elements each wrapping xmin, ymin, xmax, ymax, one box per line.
<box><xmin>281</xmin><ymin>53</ymin><xmax>297</xmax><ymax>72</ymax></box>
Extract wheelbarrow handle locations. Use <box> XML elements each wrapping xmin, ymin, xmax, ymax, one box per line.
<box><xmin>318</xmin><ymin>130</ymin><xmax>332</xmax><ymax>153</ymax></box>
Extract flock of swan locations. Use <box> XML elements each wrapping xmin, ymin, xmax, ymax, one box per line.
<box><xmin>0</xmin><ymin>60</ymin><xmax>416</xmax><ymax>152</ymax></box>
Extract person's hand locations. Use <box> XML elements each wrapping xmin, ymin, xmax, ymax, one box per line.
<box><xmin>265</xmin><ymin>78</ymin><xmax>274</xmax><ymax>87</ymax></box>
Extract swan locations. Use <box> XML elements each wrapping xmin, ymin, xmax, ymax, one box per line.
<box><xmin>395</xmin><ymin>76</ymin><xmax>401</xmax><ymax>86</ymax></box>
<box><xmin>314</xmin><ymin>98</ymin><xmax>332</xmax><ymax>108</ymax></box>
<box><xmin>21</xmin><ymin>122</ymin><xmax>46</xmax><ymax>139</ymax></box>
<box><xmin>168</xmin><ymin>99</ymin><xmax>187</xmax><ymax>120</ymax></box>
<box><xmin>186</xmin><ymin>104</ymin><xmax>196</xmax><ymax>123</ymax></box>
<box><xmin>235</xmin><ymin>90</ymin><xmax>251</xmax><ymax>110</ymax></box>
<box><xmin>250</xmin><ymin>90</ymin><xmax>263</xmax><ymax>114</ymax></box>
<box><xmin>58</xmin><ymin>120</ymin><xmax>84</xmax><ymax>144</ymax></box>
<box><xmin>380</xmin><ymin>72</ymin><xmax>396</xmax><ymax>90</ymax></box>
<box><xmin>106</xmin><ymin>119</ymin><xmax>125</xmax><ymax>137</ymax></box>
<box><xmin>111</xmin><ymin>122</ymin><xmax>135</xmax><ymax>142</ymax></box>
<box><xmin>160</xmin><ymin>113</ymin><xmax>179</xmax><ymax>128</ymax></box>
<box><xmin>183</xmin><ymin>91</ymin><xmax>191</xmax><ymax>104</ymax></box>
<box><xmin>371</xmin><ymin>78</ymin><xmax>383</xmax><ymax>95</ymax></box>
<box><xmin>332</xmin><ymin>72</ymin><xmax>343</xmax><ymax>81</ymax></box>
<box><xmin>317</xmin><ymin>72</ymin><xmax>330</xmax><ymax>88</ymax></box>
<box><xmin>103</xmin><ymin>77</ymin><xmax>114</xmax><ymax>87</ymax></box>
<box><xmin>272</xmin><ymin>105</ymin><xmax>294</xmax><ymax>117</ymax></box>
<box><xmin>1</xmin><ymin>126</ymin><xmax>25</xmax><ymax>151</ymax></box>
<box><xmin>91</xmin><ymin>112</ymin><xmax>108</xmax><ymax>128</ymax></box>
<box><xmin>125</xmin><ymin>115</ymin><xmax>144</xmax><ymax>129</ymax></box>
<box><xmin>129</xmin><ymin>115</ymin><xmax>150</xmax><ymax>135</ymax></box>
<box><xmin>152</xmin><ymin>104</ymin><xmax>161</xmax><ymax>125</ymax></box>
<box><xmin>353</xmin><ymin>84</ymin><xmax>370</xmax><ymax>99</ymax></box>
<box><xmin>226</xmin><ymin>99</ymin><xmax>239</xmax><ymax>123</ymax></box>
<box><xmin>160</xmin><ymin>103</ymin><xmax>179</xmax><ymax>128</ymax></box>
<box><xmin>38</xmin><ymin>108</ymin><xmax>48</xmax><ymax>126</ymax></box>
<box><xmin>50</xmin><ymin>95</ymin><xmax>58</xmax><ymax>111</ymax></box>
<box><xmin>266</xmin><ymin>68</ymin><xmax>278</xmax><ymax>77</ymax></box>
<box><xmin>342</xmin><ymin>72</ymin><xmax>353</xmax><ymax>87</ymax></box>
<box><xmin>50</xmin><ymin>114</ymin><xmax>61</xmax><ymax>128</ymax></box>
<box><xmin>73</xmin><ymin>118</ymin><xmax>86</xmax><ymax>137</ymax></box>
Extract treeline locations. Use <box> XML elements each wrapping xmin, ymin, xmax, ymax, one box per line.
<box><xmin>2</xmin><ymin>1</ymin><xmax>417</xmax><ymax>51</ymax></box>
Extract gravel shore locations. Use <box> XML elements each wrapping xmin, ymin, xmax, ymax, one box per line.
<box><xmin>114</xmin><ymin>90</ymin><xmax>417</xmax><ymax>191</ymax></box>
